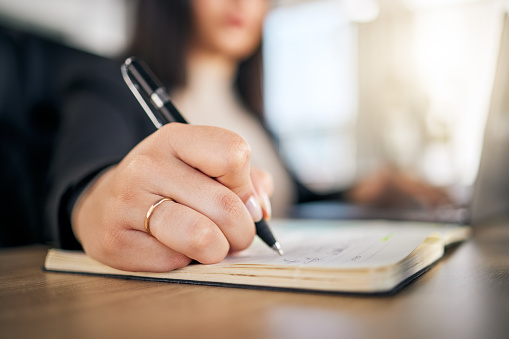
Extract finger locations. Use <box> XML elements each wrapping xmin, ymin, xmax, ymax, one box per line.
<box><xmin>393</xmin><ymin>173</ymin><xmax>454</xmax><ymax>208</ymax></box>
<box><xmin>144</xmin><ymin>159</ymin><xmax>256</xmax><ymax>252</ymax></box>
<box><xmin>404</xmin><ymin>183</ymin><xmax>453</xmax><ymax>208</ymax></box>
<box><xmin>147</xmin><ymin>196</ymin><xmax>229</xmax><ymax>264</ymax></box>
<box><xmin>103</xmin><ymin>176</ymin><xmax>231</xmax><ymax>265</ymax></box>
<box><xmin>161</xmin><ymin>124</ymin><xmax>263</xmax><ymax>221</ymax></box>
<box><xmin>88</xmin><ymin>229</ymin><xmax>192</xmax><ymax>273</ymax></box>
<box><xmin>250</xmin><ymin>167</ymin><xmax>274</xmax><ymax>219</ymax></box>
<box><xmin>76</xmin><ymin>182</ymin><xmax>192</xmax><ymax>272</ymax></box>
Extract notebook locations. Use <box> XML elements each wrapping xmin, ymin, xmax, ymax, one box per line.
<box><xmin>44</xmin><ymin>219</ymin><xmax>470</xmax><ymax>294</ymax></box>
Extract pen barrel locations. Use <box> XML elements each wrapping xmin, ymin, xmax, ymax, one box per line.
<box><xmin>125</xmin><ymin>57</ymin><xmax>188</xmax><ymax>125</ymax></box>
<box><xmin>125</xmin><ymin>57</ymin><xmax>163</xmax><ymax>94</ymax></box>
<box><xmin>159</xmin><ymin>101</ymin><xmax>187</xmax><ymax>124</ymax></box>
<box><xmin>255</xmin><ymin>219</ymin><xmax>277</xmax><ymax>247</ymax></box>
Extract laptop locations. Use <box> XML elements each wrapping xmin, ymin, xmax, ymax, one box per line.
<box><xmin>470</xmin><ymin>11</ymin><xmax>509</xmax><ymax>224</ymax></box>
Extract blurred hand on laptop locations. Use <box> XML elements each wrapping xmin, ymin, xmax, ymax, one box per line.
<box><xmin>347</xmin><ymin>167</ymin><xmax>454</xmax><ymax>209</ymax></box>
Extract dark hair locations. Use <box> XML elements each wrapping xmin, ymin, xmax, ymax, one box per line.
<box><xmin>128</xmin><ymin>0</ymin><xmax>264</xmax><ymax>118</ymax></box>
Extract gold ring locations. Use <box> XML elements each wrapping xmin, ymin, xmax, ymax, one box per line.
<box><xmin>145</xmin><ymin>197</ymin><xmax>175</xmax><ymax>236</ymax></box>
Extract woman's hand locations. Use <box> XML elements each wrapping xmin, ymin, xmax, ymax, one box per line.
<box><xmin>72</xmin><ymin>124</ymin><xmax>273</xmax><ymax>272</ymax></box>
<box><xmin>347</xmin><ymin>167</ymin><xmax>453</xmax><ymax>209</ymax></box>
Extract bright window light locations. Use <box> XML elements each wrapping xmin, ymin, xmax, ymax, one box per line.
<box><xmin>263</xmin><ymin>0</ymin><xmax>358</xmax><ymax>191</ymax></box>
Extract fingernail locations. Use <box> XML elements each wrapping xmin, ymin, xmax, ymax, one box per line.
<box><xmin>261</xmin><ymin>192</ymin><xmax>272</xmax><ymax>220</ymax></box>
<box><xmin>245</xmin><ymin>196</ymin><xmax>263</xmax><ymax>222</ymax></box>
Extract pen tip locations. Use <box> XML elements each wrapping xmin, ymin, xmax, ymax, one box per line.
<box><xmin>273</xmin><ymin>242</ymin><xmax>284</xmax><ymax>256</ymax></box>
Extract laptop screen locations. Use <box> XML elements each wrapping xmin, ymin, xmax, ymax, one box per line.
<box><xmin>470</xmin><ymin>12</ymin><xmax>509</xmax><ymax>224</ymax></box>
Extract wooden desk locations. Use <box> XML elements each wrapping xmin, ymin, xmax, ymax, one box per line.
<box><xmin>1</xmin><ymin>221</ymin><xmax>509</xmax><ymax>339</ymax></box>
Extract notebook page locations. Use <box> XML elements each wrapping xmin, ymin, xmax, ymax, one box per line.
<box><xmin>221</xmin><ymin>220</ymin><xmax>441</xmax><ymax>269</ymax></box>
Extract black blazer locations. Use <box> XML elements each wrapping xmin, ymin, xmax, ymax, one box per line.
<box><xmin>0</xmin><ymin>26</ymin><xmax>155</xmax><ymax>248</ymax></box>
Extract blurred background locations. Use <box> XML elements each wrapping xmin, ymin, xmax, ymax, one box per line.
<box><xmin>1</xmin><ymin>0</ymin><xmax>508</xmax><ymax>197</ymax></box>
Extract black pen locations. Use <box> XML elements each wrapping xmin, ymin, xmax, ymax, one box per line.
<box><xmin>121</xmin><ymin>56</ymin><xmax>284</xmax><ymax>256</ymax></box>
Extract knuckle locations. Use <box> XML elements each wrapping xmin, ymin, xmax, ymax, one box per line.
<box><xmin>98</xmin><ymin>225</ymin><xmax>129</xmax><ymax>257</ymax></box>
<box><xmin>218</xmin><ymin>192</ymin><xmax>244</xmax><ymax>222</ymax></box>
<box><xmin>124</xmin><ymin>154</ymin><xmax>155</xmax><ymax>178</ymax></box>
<box><xmin>188</xmin><ymin>218</ymin><xmax>220</xmax><ymax>253</ymax></box>
<box><xmin>224</xmin><ymin>134</ymin><xmax>251</xmax><ymax>171</ymax></box>
<box><xmin>111</xmin><ymin>182</ymin><xmax>136</xmax><ymax>206</ymax></box>
<box><xmin>113</xmin><ymin>154</ymin><xmax>154</xmax><ymax>203</ymax></box>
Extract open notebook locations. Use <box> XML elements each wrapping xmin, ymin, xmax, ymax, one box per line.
<box><xmin>44</xmin><ymin>219</ymin><xmax>470</xmax><ymax>294</ymax></box>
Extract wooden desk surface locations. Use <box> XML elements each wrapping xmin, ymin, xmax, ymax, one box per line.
<box><xmin>1</xmin><ymin>222</ymin><xmax>509</xmax><ymax>339</ymax></box>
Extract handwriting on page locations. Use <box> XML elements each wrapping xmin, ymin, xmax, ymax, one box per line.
<box><xmin>222</xmin><ymin>224</ymin><xmax>431</xmax><ymax>268</ymax></box>
<box><xmin>272</xmin><ymin>235</ymin><xmax>387</xmax><ymax>267</ymax></box>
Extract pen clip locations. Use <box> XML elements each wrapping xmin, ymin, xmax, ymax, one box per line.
<box><xmin>121</xmin><ymin>63</ymin><xmax>164</xmax><ymax>129</ymax></box>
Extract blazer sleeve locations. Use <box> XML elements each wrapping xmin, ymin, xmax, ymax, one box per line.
<box><xmin>46</xmin><ymin>55</ymin><xmax>155</xmax><ymax>249</ymax></box>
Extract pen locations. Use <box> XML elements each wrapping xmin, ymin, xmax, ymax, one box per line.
<box><xmin>121</xmin><ymin>56</ymin><xmax>284</xmax><ymax>256</ymax></box>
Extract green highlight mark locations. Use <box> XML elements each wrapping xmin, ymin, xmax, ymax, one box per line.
<box><xmin>381</xmin><ymin>232</ymin><xmax>395</xmax><ymax>242</ymax></box>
